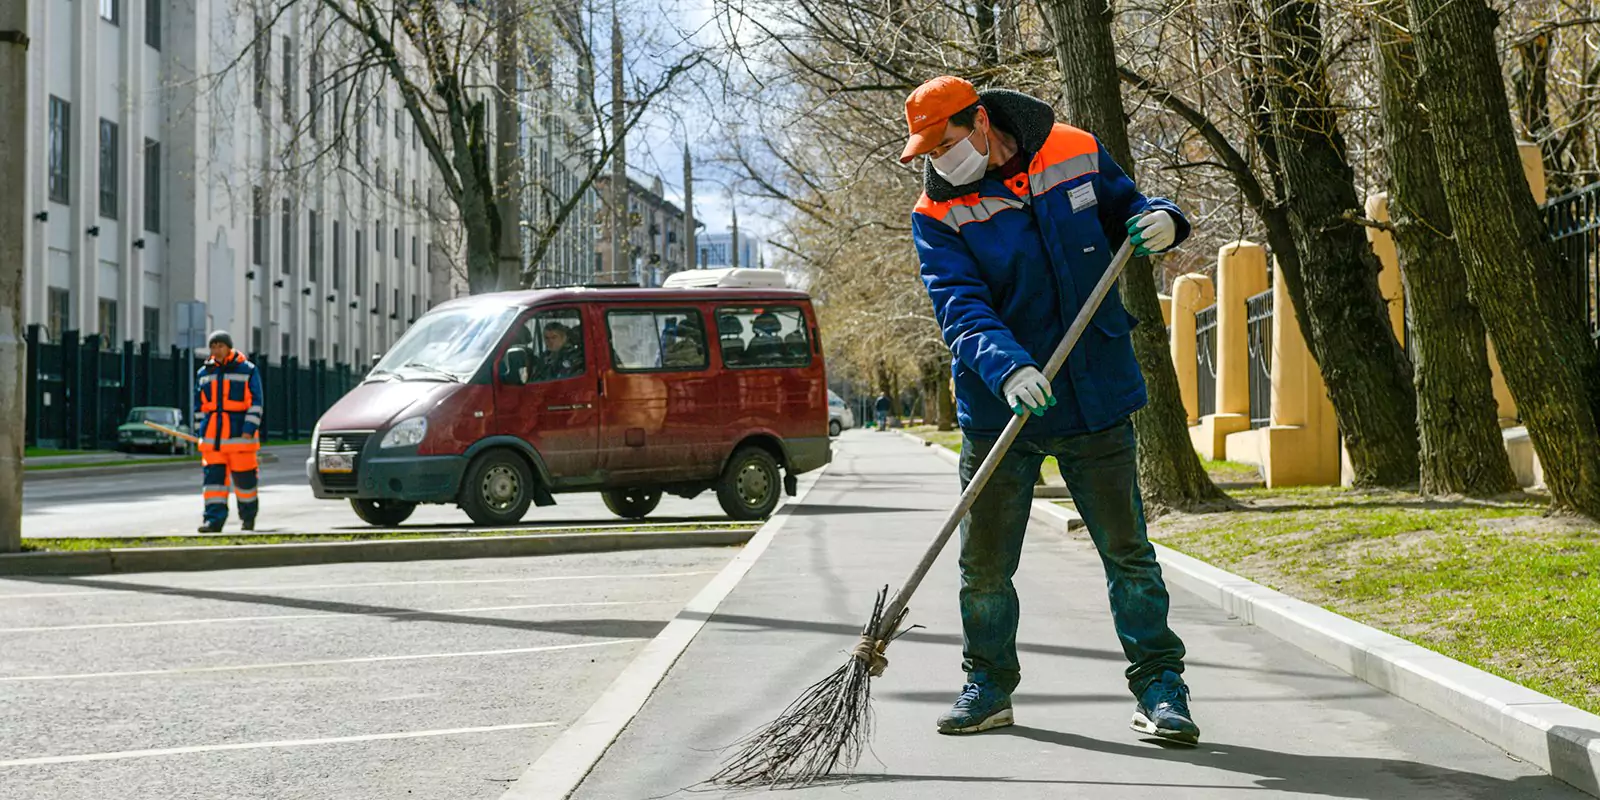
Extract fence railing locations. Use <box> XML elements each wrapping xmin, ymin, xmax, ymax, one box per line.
<box><xmin>1246</xmin><ymin>289</ymin><xmax>1274</xmax><ymax>429</ymax></box>
<box><xmin>1195</xmin><ymin>304</ymin><xmax>1218</xmax><ymax>419</ymax></box>
<box><xmin>1542</xmin><ymin>181</ymin><xmax>1600</xmax><ymax>345</ymax></box>
<box><xmin>24</xmin><ymin>325</ymin><xmax>363</xmax><ymax>450</ymax></box>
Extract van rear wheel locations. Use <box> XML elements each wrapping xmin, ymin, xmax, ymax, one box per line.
<box><xmin>603</xmin><ymin>488</ymin><xmax>662</xmax><ymax>520</ymax></box>
<box><xmin>460</xmin><ymin>450</ymin><xmax>534</xmax><ymax>527</ymax></box>
<box><xmin>350</xmin><ymin>498</ymin><xmax>417</xmax><ymax>527</ymax></box>
<box><xmin>717</xmin><ymin>447</ymin><xmax>782</xmax><ymax>521</ymax></box>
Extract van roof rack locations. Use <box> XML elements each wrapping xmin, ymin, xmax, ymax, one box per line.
<box><xmin>661</xmin><ymin>268</ymin><xmax>788</xmax><ymax>290</ymax></box>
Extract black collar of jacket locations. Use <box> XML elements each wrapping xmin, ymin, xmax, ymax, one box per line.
<box><xmin>920</xmin><ymin>89</ymin><xmax>1057</xmax><ymax>203</ymax></box>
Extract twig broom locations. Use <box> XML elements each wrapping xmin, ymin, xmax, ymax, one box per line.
<box><xmin>711</xmin><ymin>239</ymin><xmax>1138</xmax><ymax>787</ymax></box>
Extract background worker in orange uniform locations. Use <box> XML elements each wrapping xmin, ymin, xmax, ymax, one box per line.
<box><xmin>194</xmin><ymin>330</ymin><xmax>264</xmax><ymax>532</ymax></box>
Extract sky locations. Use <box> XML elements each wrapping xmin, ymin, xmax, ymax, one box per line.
<box><xmin>609</xmin><ymin>0</ymin><xmax>784</xmax><ymax>257</ymax></box>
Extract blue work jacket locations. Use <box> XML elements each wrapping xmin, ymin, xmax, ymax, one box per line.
<box><xmin>912</xmin><ymin>89</ymin><xmax>1191</xmax><ymax>438</ymax></box>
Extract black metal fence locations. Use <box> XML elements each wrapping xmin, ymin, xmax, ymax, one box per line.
<box><xmin>1195</xmin><ymin>304</ymin><xmax>1218</xmax><ymax>418</ymax></box>
<box><xmin>1542</xmin><ymin>182</ymin><xmax>1600</xmax><ymax>345</ymax></box>
<box><xmin>1246</xmin><ymin>289</ymin><xmax>1274</xmax><ymax>429</ymax></box>
<box><xmin>24</xmin><ymin>325</ymin><xmax>362</xmax><ymax>450</ymax></box>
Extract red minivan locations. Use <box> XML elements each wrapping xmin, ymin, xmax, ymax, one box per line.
<box><xmin>307</xmin><ymin>272</ymin><xmax>831</xmax><ymax>526</ymax></box>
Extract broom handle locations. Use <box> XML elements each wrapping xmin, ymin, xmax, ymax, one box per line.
<box><xmin>874</xmin><ymin>238</ymin><xmax>1136</xmax><ymax>641</ymax></box>
<box><xmin>142</xmin><ymin>421</ymin><xmax>204</xmax><ymax>445</ymax></box>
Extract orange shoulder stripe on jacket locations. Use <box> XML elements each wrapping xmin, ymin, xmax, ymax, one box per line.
<box><xmin>1028</xmin><ymin>124</ymin><xmax>1100</xmax><ymax>196</ymax></box>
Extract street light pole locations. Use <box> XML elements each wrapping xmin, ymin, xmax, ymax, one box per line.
<box><xmin>0</xmin><ymin>0</ymin><xmax>29</xmax><ymax>551</ymax></box>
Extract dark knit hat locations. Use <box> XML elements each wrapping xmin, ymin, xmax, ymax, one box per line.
<box><xmin>208</xmin><ymin>330</ymin><xmax>234</xmax><ymax>348</ymax></box>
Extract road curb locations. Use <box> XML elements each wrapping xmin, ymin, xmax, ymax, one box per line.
<box><xmin>1031</xmin><ymin>500</ymin><xmax>1600</xmax><ymax>798</ymax></box>
<box><xmin>0</xmin><ymin>528</ymin><xmax>755</xmax><ymax>576</ymax></box>
<box><xmin>25</xmin><ymin>451</ymin><xmax>284</xmax><ymax>482</ymax></box>
<box><xmin>896</xmin><ymin>429</ymin><xmax>1079</xmax><ymax>505</ymax></box>
<box><xmin>499</xmin><ymin>468</ymin><xmax>826</xmax><ymax>800</ymax></box>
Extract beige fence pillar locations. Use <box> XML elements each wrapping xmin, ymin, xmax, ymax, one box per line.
<box><xmin>1520</xmin><ymin>142</ymin><xmax>1548</xmax><ymax>204</ymax></box>
<box><xmin>1364</xmin><ymin>193</ymin><xmax>1407</xmax><ymax>343</ymax></box>
<box><xmin>1169</xmin><ymin>274</ymin><xmax>1215</xmax><ymax>426</ymax></box>
<box><xmin>1158</xmin><ymin>294</ymin><xmax>1173</xmax><ymax>327</ymax></box>
<box><xmin>1191</xmin><ymin>242</ymin><xmax>1267</xmax><ymax>459</ymax></box>
<box><xmin>1218</xmin><ymin>242</ymin><xmax>1268</xmax><ymax>417</ymax></box>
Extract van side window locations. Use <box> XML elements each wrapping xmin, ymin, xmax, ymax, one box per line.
<box><xmin>606</xmin><ymin>309</ymin><xmax>708</xmax><ymax>372</ymax></box>
<box><xmin>717</xmin><ymin>305</ymin><xmax>810</xmax><ymax>368</ymax></box>
<box><xmin>514</xmin><ymin>309</ymin><xmax>586</xmax><ymax>383</ymax></box>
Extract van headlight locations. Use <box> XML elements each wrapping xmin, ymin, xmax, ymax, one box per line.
<box><xmin>380</xmin><ymin>417</ymin><xmax>428</xmax><ymax>449</ymax></box>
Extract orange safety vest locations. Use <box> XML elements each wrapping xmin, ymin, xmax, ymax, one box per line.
<box><xmin>198</xmin><ymin>353</ymin><xmax>262</xmax><ymax>452</ymax></box>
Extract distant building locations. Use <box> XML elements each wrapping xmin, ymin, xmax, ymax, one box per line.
<box><xmin>595</xmin><ymin>173</ymin><xmax>686</xmax><ymax>287</ymax></box>
<box><xmin>697</xmin><ymin>232</ymin><xmax>763</xmax><ymax>270</ymax></box>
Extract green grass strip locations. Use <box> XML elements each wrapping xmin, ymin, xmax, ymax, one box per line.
<box><xmin>25</xmin><ymin>523</ymin><xmax>755</xmax><ymax>552</ymax></box>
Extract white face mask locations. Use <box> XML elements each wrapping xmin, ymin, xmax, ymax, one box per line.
<box><xmin>931</xmin><ymin>128</ymin><xmax>990</xmax><ymax>185</ymax></box>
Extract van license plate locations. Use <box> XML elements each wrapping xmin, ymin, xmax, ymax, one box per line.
<box><xmin>319</xmin><ymin>454</ymin><xmax>354</xmax><ymax>474</ymax></box>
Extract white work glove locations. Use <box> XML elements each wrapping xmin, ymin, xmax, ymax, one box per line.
<box><xmin>1002</xmin><ymin>366</ymin><xmax>1056</xmax><ymax>417</ymax></box>
<box><xmin>1126</xmin><ymin>210</ymin><xmax>1176</xmax><ymax>257</ymax></box>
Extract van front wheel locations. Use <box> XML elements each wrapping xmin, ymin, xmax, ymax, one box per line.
<box><xmin>350</xmin><ymin>498</ymin><xmax>417</xmax><ymax>527</ymax></box>
<box><xmin>717</xmin><ymin>447</ymin><xmax>782</xmax><ymax>520</ymax></box>
<box><xmin>603</xmin><ymin>488</ymin><xmax>662</xmax><ymax>519</ymax></box>
<box><xmin>460</xmin><ymin>450</ymin><xmax>534</xmax><ymax>526</ymax></box>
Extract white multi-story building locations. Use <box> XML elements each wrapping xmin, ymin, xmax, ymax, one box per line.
<box><xmin>697</xmin><ymin>231</ymin><xmax>763</xmax><ymax>271</ymax></box>
<box><xmin>19</xmin><ymin>0</ymin><xmax>456</xmax><ymax>366</ymax></box>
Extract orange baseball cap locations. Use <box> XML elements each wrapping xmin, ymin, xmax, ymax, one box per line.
<box><xmin>900</xmin><ymin>76</ymin><xmax>981</xmax><ymax>163</ymax></box>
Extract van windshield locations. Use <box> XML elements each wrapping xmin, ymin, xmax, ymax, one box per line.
<box><xmin>368</xmin><ymin>305</ymin><xmax>520</xmax><ymax>382</ymax></box>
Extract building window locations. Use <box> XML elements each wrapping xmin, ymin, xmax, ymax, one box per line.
<box><xmin>393</xmin><ymin>226</ymin><xmax>400</xmax><ymax>258</ymax></box>
<box><xmin>145</xmin><ymin>0</ymin><xmax>160</xmax><ymax>49</ymax></box>
<box><xmin>100</xmin><ymin>0</ymin><xmax>118</xmax><ymax>24</ymax></box>
<box><xmin>411</xmin><ymin>179</ymin><xmax>418</xmax><ymax>209</ymax></box>
<box><xmin>308</xmin><ymin>51</ymin><xmax>321</xmax><ymax>136</ymax></box>
<box><xmin>333</xmin><ymin>343</ymin><xmax>342</xmax><ymax>364</ymax></box>
<box><xmin>281</xmin><ymin>332</ymin><xmax>290</xmax><ymax>358</ymax></box>
<box><xmin>395</xmin><ymin>107</ymin><xmax>403</xmax><ymax>139</ymax></box>
<box><xmin>355</xmin><ymin>229</ymin><xmax>365</xmax><ymax>291</ymax></box>
<box><xmin>143</xmin><ymin>306</ymin><xmax>159</xmax><ymax>345</ymax></box>
<box><xmin>374</xmin><ymin>283</ymin><xmax>381</xmax><ymax>313</ymax></box>
<box><xmin>392</xmin><ymin>170</ymin><xmax>399</xmax><ymax>200</ymax></box>
<box><xmin>375</xmin><ymin>88</ymin><xmax>385</xmax><ymax>131</ymax></box>
<box><xmin>98</xmin><ymin>299</ymin><xmax>119</xmax><ymax>347</ymax></box>
<box><xmin>376</xmin><ymin>158</ymin><xmax>385</xmax><ymax>190</ymax></box>
<box><xmin>280</xmin><ymin>198</ymin><xmax>292</xmax><ymax>274</ymax></box>
<box><xmin>308</xmin><ymin>210</ymin><xmax>321</xmax><ymax>283</ymax></box>
<box><xmin>411</xmin><ymin>235</ymin><xmax>418</xmax><ymax>267</ymax></box>
<box><xmin>98</xmin><ymin>119</ymin><xmax>118</xmax><ymax>219</ymax></box>
<box><xmin>252</xmin><ymin>327</ymin><xmax>262</xmax><ymax>354</ymax></box>
<box><xmin>392</xmin><ymin>288</ymin><xmax>399</xmax><ymax>319</ymax></box>
<box><xmin>48</xmin><ymin>288</ymin><xmax>70</xmax><ymax>340</ymax></box>
<box><xmin>252</xmin><ymin>187</ymin><xmax>265</xmax><ymax>266</ymax></box>
<box><xmin>47</xmin><ymin>97</ymin><xmax>70</xmax><ymax>204</ymax></box>
<box><xmin>375</xmin><ymin>219</ymin><xmax>382</xmax><ymax>253</ymax></box>
<box><xmin>143</xmin><ymin>139</ymin><xmax>160</xmax><ymax>233</ymax></box>
<box><xmin>252</xmin><ymin>17</ymin><xmax>266</xmax><ymax>110</ymax></box>
<box><xmin>333</xmin><ymin>220</ymin><xmax>343</xmax><ymax>290</ymax></box>
<box><xmin>281</xmin><ymin>37</ymin><xmax>294</xmax><ymax>125</ymax></box>
<box><xmin>309</xmin><ymin>338</ymin><xmax>319</xmax><ymax>360</ymax></box>
<box><xmin>410</xmin><ymin>294</ymin><xmax>418</xmax><ymax>320</ymax></box>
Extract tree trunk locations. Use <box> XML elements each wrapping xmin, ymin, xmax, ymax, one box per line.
<box><xmin>1041</xmin><ymin>0</ymin><xmax>1226</xmax><ymax>513</ymax></box>
<box><xmin>1406</xmin><ymin>0</ymin><xmax>1600</xmax><ymax>516</ymax></box>
<box><xmin>0</xmin><ymin>0</ymin><xmax>26</xmax><ymax>551</ymax></box>
<box><xmin>1370</xmin><ymin>1</ymin><xmax>1518</xmax><ymax>497</ymax></box>
<box><xmin>1258</xmin><ymin>0</ymin><xmax>1421</xmax><ymax>487</ymax></box>
<box><xmin>938</xmin><ymin>371</ymin><xmax>956</xmax><ymax>431</ymax></box>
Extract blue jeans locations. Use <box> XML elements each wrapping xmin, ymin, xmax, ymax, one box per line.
<box><xmin>957</xmin><ymin>418</ymin><xmax>1185</xmax><ymax>696</ymax></box>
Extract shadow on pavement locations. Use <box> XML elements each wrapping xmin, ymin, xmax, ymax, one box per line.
<box><xmin>784</xmin><ymin>505</ymin><xmax>931</xmax><ymax>517</ymax></box>
<box><xmin>880</xmin><ymin>689</ymin><xmax>1386</xmax><ymax>706</ymax></box>
<box><xmin>985</xmin><ymin>726</ymin><xmax>1575</xmax><ymax>799</ymax></box>
<box><xmin>9</xmin><ymin>574</ymin><xmax>668</xmax><ymax>640</ymax></box>
<box><xmin>326</xmin><ymin>515</ymin><xmax>733</xmax><ymax>532</ymax></box>
<box><xmin>680</xmin><ymin>610</ymin><xmax>1357</xmax><ymax>682</ymax></box>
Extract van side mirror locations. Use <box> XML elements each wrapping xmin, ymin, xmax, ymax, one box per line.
<box><xmin>501</xmin><ymin>346</ymin><xmax>530</xmax><ymax>385</ymax></box>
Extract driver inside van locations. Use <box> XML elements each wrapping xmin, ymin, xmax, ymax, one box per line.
<box><xmin>534</xmin><ymin>321</ymin><xmax>584</xmax><ymax>381</ymax></box>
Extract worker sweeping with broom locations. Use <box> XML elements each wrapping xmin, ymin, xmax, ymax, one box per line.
<box><xmin>713</xmin><ymin>76</ymin><xmax>1196</xmax><ymax>787</ymax></box>
<box><xmin>902</xmin><ymin>75</ymin><xmax>1198</xmax><ymax>743</ymax></box>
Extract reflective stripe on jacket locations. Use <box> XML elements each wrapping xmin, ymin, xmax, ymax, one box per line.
<box><xmin>911</xmin><ymin>89</ymin><xmax>1191</xmax><ymax>438</ymax></box>
<box><xmin>195</xmin><ymin>353</ymin><xmax>264</xmax><ymax>452</ymax></box>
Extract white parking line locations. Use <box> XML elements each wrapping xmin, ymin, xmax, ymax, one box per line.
<box><xmin>0</xmin><ymin>570</ymin><xmax>720</xmax><ymax>600</ymax></box>
<box><xmin>0</xmin><ymin>638</ymin><xmax>643</xmax><ymax>683</ymax></box>
<box><xmin>0</xmin><ymin>599</ymin><xmax>678</xmax><ymax>633</ymax></box>
<box><xmin>0</xmin><ymin>722</ymin><xmax>559</xmax><ymax>767</ymax></box>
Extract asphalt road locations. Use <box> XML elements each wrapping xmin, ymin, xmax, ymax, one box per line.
<box><xmin>24</xmin><ymin>445</ymin><xmax>739</xmax><ymax>538</ymax></box>
<box><xmin>0</xmin><ymin>547</ymin><xmax>733</xmax><ymax>799</ymax></box>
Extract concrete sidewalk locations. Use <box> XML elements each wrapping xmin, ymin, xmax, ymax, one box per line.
<box><xmin>569</xmin><ymin>431</ymin><xmax>1584</xmax><ymax>798</ymax></box>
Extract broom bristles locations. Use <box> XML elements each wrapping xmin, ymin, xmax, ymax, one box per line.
<box><xmin>710</xmin><ymin>586</ymin><xmax>907</xmax><ymax>788</ymax></box>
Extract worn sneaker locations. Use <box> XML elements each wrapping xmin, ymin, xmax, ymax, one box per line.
<box><xmin>936</xmin><ymin>682</ymin><xmax>1014</xmax><ymax>735</ymax></box>
<box><xmin>197</xmin><ymin>521</ymin><xmax>223</xmax><ymax>533</ymax></box>
<box><xmin>241</xmin><ymin>519</ymin><xmax>255</xmax><ymax>532</ymax></box>
<box><xmin>1131</xmin><ymin>671</ymin><xmax>1200</xmax><ymax>744</ymax></box>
